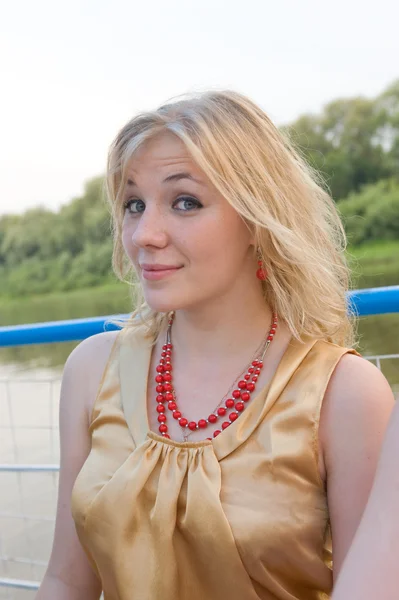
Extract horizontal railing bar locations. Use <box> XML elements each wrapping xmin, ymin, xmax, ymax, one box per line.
<box><xmin>348</xmin><ymin>285</ymin><xmax>399</xmax><ymax>317</ymax></box>
<box><xmin>0</xmin><ymin>464</ymin><xmax>59</xmax><ymax>472</ymax></box>
<box><xmin>0</xmin><ymin>555</ymin><xmax>49</xmax><ymax>566</ymax></box>
<box><xmin>0</xmin><ymin>425</ymin><xmax>58</xmax><ymax>430</ymax></box>
<box><xmin>0</xmin><ymin>286</ymin><xmax>398</xmax><ymax>348</ymax></box>
<box><xmin>0</xmin><ymin>577</ymin><xmax>40</xmax><ymax>589</ymax></box>
<box><xmin>0</xmin><ymin>378</ymin><xmax>61</xmax><ymax>383</ymax></box>
<box><xmin>0</xmin><ymin>313</ymin><xmax>128</xmax><ymax>347</ymax></box>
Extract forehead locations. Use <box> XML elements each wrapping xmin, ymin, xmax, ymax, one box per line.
<box><xmin>126</xmin><ymin>132</ymin><xmax>199</xmax><ymax>177</ymax></box>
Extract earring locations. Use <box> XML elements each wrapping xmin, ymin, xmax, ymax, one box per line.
<box><xmin>256</xmin><ymin>254</ymin><xmax>267</xmax><ymax>281</ymax></box>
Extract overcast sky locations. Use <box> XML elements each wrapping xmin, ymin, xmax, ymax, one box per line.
<box><xmin>1</xmin><ymin>0</ymin><xmax>398</xmax><ymax>216</ymax></box>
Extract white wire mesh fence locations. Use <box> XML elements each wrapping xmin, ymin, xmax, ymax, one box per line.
<box><xmin>0</xmin><ymin>374</ymin><xmax>61</xmax><ymax>599</ymax></box>
<box><xmin>0</xmin><ymin>356</ymin><xmax>398</xmax><ymax>598</ymax></box>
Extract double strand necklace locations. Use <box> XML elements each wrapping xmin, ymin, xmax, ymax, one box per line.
<box><xmin>154</xmin><ymin>312</ymin><xmax>278</xmax><ymax>441</ymax></box>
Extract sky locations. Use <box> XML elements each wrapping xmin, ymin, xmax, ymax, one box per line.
<box><xmin>1</xmin><ymin>0</ymin><xmax>398</xmax><ymax>216</ymax></box>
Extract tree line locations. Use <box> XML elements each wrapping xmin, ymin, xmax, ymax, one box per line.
<box><xmin>0</xmin><ymin>80</ymin><xmax>398</xmax><ymax>299</ymax></box>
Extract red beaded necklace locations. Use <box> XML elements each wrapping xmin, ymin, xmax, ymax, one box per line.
<box><xmin>154</xmin><ymin>312</ymin><xmax>278</xmax><ymax>441</ymax></box>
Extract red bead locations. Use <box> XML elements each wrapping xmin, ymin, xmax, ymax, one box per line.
<box><xmin>163</xmin><ymin>434</ymin><xmax>171</xmax><ymax>439</ymax></box>
<box><xmin>254</xmin><ymin>368</ymin><xmax>261</xmax><ymax>375</ymax></box>
<box><xmin>161</xmin><ymin>351</ymin><xmax>167</xmax><ymax>357</ymax></box>
<box><xmin>232</xmin><ymin>390</ymin><xmax>241</xmax><ymax>399</ymax></box>
<box><xmin>179</xmin><ymin>418</ymin><xmax>188</xmax><ymax>427</ymax></box>
<box><xmin>164</xmin><ymin>383</ymin><xmax>172</xmax><ymax>392</ymax></box>
<box><xmin>155</xmin><ymin>374</ymin><xmax>164</xmax><ymax>383</ymax></box>
<box><xmin>162</xmin><ymin>344</ymin><xmax>168</xmax><ymax>351</ymax></box>
<box><xmin>208</xmin><ymin>414</ymin><xmax>217</xmax><ymax>423</ymax></box>
<box><xmin>168</xmin><ymin>401</ymin><xmax>177</xmax><ymax>411</ymax></box>
<box><xmin>241</xmin><ymin>392</ymin><xmax>250</xmax><ymax>402</ymax></box>
<box><xmin>229</xmin><ymin>412</ymin><xmax>238</xmax><ymax>422</ymax></box>
<box><xmin>158</xmin><ymin>414</ymin><xmax>167</xmax><ymax>423</ymax></box>
<box><xmin>270</xmin><ymin>328</ymin><xmax>276</xmax><ymax>334</ymax></box>
<box><xmin>237</xmin><ymin>380</ymin><xmax>247</xmax><ymax>389</ymax></box>
<box><xmin>164</xmin><ymin>362</ymin><xmax>172</xmax><ymax>371</ymax></box>
<box><xmin>156</xmin><ymin>384</ymin><xmax>164</xmax><ymax>393</ymax></box>
<box><xmin>225</xmin><ymin>399</ymin><xmax>234</xmax><ymax>408</ymax></box>
<box><xmin>252</xmin><ymin>375</ymin><xmax>258</xmax><ymax>382</ymax></box>
<box><xmin>159</xmin><ymin>424</ymin><xmax>168</xmax><ymax>433</ymax></box>
<box><xmin>165</xmin><ymin>392</ymin><xmax>174</xmax><ymax>402</ymax></box>
<box><xmin>252</xmin><ymin>360</ymin><xmax>259</xmax><ymax>367</ymax></box>
<box><xmin>256</xmin><ymin>267</ymin><xmax>266</xmax><ymax>280</ymax></box>
<box><xmin>156</xmin><ymin>404</ymin><xmax>165</xmax><ymax>413</ymax></box>
<box><xmin>247</xmin><ymin>382</ymin><xmax>255</xmax><ymax>392</ymax></box>
<box><xmin>217</xmin><ymin>407</ymin><xmax>226</xmax><ymax>416</ymax></box>
<box><xmin>244</xmin><ymin>374</ymin><xmax>250</xmax><ymax>380</ymax></box>
<box><xmin>173</xmin><ymin>411</ymin><xmax>181</xmax><ymax>420</ymax></box>
<box><xmin>222</xmin><ymin>421</ymin><xmax>230</xmax><ymax>430</ymax></box>
<box><xmin>163</xmin><ymin>373</ymin><xmax>172</xmax><ymax>382</ymax></box>
<box><xmin>213</xmin><ymin>430</ymin><xmax>221</xmax><ymax>437</ymax></box>
<box><xmin>198</xmin><ymin>419</ymin><xmax>207</xmax><ymax>428</ymax></box>
<box><xmin>156</xmin><ymin>365</ymin><xmax>164</xmax><ymax>373</ymax></box>
<box><xmin>157</xmin><ymin>394</ymin><xmax>165</xmax><ymax>403</ymax></box>
<box><xmin>235</xmin><ymin>401</ymin><xmax>244</xmax><ymax>412</ymax></box>
<box><xmin>248</xmin><ymin>367</ymin><xmax>254</xmax><ymax>374</ymax></box>
<box><xmin>188</xmin><ymin>421</ymin><xmax>197</xmax><ymax>431</ymax></box>
<box><xmin>268</xmin><ymin>334</ymin><xmax>274</xmax><ymax>340</ymax></box>
<box><xmin>166</xmin><ymin>344</ymin><xmax>172</xmax><ymax>350</ymax></box>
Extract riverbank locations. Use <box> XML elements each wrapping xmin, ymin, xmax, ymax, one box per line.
<box><xmin>1</xmin><ymin>241</ymin><xmax>398</xmax><ymax>323</ymax></box>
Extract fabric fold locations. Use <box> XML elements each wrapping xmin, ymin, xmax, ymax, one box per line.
<box><xmin>71</xmin><ymin>326</ymin><xmax>360</xmax><ymax>600</ymax></box>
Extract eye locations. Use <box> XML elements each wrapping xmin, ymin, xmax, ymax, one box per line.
<box><xmin>173</xmin><ymin>196</ymin><xmax>203</xmax><ymax>212</ymax></box>
<box><xmin>124</xmin><ymin>199</ymin><xmax>145</xmax><ymax>214</ymax></box>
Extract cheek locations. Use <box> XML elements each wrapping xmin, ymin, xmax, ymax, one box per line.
<box><xmin>121</xmin><ymin>223</ymin><xmax>136</xmax><ymax>260</ymax></box>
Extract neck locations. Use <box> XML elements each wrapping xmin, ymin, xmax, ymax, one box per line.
<box><xmin>167</xmin><ymin>287</ymin><xmax>275</xmax><ymax>361</ymax></box>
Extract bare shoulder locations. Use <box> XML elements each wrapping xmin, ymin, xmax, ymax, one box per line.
<box><xmin>62</xmin><ymin>330</ymin><xmax>121</xmax><ymax>419</ymax></box>
<box><xmin>320</xmin><ymin>351</ymin><xmax>395</xmax><ymax>471</ymax></box>
<box><xmin>318</xmin><ymin>352</ymin><xmax>395</xmax><ymax>573</ymax></box>
<box><xmin>65</xmin><ymin>330</ymin><xmax>120</xmax><ymax>375</ymax></box>
<box><xmin>323</xmin><ymin>352</ymin><xmax>395</xmax><ymax>422</ymax></box>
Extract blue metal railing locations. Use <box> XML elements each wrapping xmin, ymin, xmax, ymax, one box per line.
<box><xmin>1</xmin><ymin>285</ymin><xmax>399</xmax><ymax>348</ymax></box>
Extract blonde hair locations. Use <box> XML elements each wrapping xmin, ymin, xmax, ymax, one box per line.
<box><xmin>106</xmin><ymin>90</ymin><xmax>357</xmax><ymax>347</ymax></box>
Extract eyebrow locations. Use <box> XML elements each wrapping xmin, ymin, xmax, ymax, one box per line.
<box><xmin>126</xmin><ymin>172</ymin><xmax>201</xmax><ymax>187</ymax></box>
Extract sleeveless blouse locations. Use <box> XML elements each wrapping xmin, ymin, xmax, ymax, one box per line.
<box><xmin>71</xmin><ymin>327</ymin><xmax>359</xmax><ymax>600</ymax></box>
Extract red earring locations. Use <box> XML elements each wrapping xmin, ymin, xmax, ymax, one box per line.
<box><xmin>256</xmin><ymin>259</ymin><xmax>267</xmax><ymax>281</ymax></box>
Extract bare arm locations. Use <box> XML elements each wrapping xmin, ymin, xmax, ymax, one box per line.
<box><xmin>332</xmin><ymin>401</ymin><xmax>399</xmax><ymax>600</ymax></box>
<box><xmin>35</xmin><ymin>331</ymin><xmax>119</xmax><ymax>600</ymax></box>
<box><xmin>319</xmin><ymin>354</ymin><xmax>395</xmax><ymax>577</ymax></box>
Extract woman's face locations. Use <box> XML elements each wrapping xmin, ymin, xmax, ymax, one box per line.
<box><xmin>121</xmin><ymin>132</ymin><xmax>256</xmax><ymax>313</ymax></box>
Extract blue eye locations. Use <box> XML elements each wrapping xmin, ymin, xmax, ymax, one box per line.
<box><xmin>173</xmin><ymin>196</ymin><xmax>202</xmax><ymax>211</ymax></box>
<box><xmin>124</xmin><ymin>199</ymin><xmax>145</xmax><ymax>214</ymax></box>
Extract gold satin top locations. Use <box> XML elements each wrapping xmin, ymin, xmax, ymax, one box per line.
<box><xmin>71</xmin><ymin>327</ymin><xmax>359</xmax><ymax>600</ymax></box>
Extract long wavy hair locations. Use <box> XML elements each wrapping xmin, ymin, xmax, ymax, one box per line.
<box><xmin>106</xmin><ymin>90</ymin><xmax>357</xmax><ymax>347</ymax></box>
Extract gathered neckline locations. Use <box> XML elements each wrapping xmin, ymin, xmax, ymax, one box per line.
<box><xmin>118</xmin><ymin>327</ymin><xmax>318</xmax><ymax>460</ymax></box>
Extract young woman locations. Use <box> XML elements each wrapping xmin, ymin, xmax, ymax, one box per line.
<box><xmin>332</xmin><ymin>401</ymin><xmax>399</xmax><ymax>600</ymax></box>
<box><xmin>36</xmin><ymin>91</ymin><xmax>395</xmax><ymax>600</ymax></box>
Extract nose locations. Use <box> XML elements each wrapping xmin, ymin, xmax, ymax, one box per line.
<box><xmin>130</xmin><ymin>204</ymin><xmax>168</xmax><ymax>249</ymax></box>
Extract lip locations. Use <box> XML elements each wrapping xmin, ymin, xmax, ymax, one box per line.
<box><xmin>140</xmin><ymin>263</ymin><xmax>183</xmax><ymax>281</ymax></box>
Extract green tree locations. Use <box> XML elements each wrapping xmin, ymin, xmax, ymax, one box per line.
<box><xmin>287</xmin><ymin>80</ymin><xmax>399</xmax><ymax>200</ymax></box>
<box><xmin>338</xmin><ymin>178</ymin><xmax>399</xmax><ymax>245</ymax></box>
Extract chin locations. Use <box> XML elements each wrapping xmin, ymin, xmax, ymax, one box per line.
<box><xmin>143</xmin><ymin>291</ymin><xmax>190</xmax><ymax>314</ymax></box>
